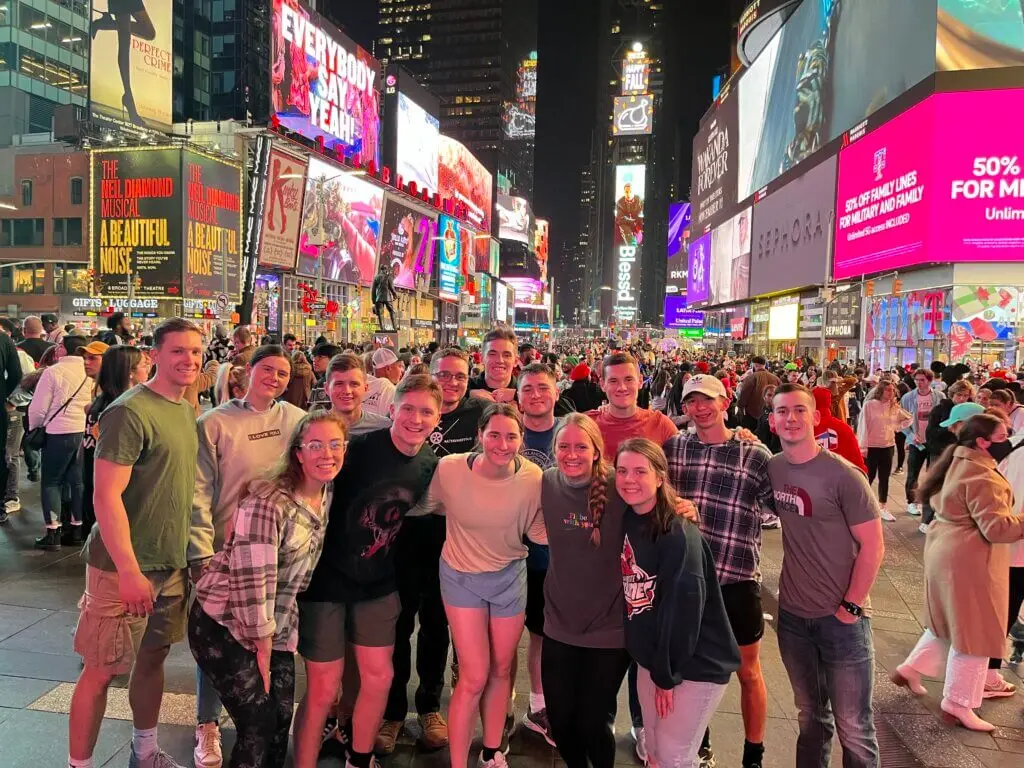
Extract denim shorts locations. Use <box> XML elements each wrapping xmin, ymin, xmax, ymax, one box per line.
<box><xmin>439</xmin><ymin>558</ymin><xmax>527</xmax><ymax>618</ymax></box>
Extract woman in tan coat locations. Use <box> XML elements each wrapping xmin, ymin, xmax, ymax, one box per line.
<box><xmin>891</xmin><ymin>414</ymin><xmax>1024</xmax><ymax>731</ymax></box>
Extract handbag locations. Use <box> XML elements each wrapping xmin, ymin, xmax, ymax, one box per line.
<box><xmin>25</xmin><ymin>376</ymin><xmax>88</xmax><ymax>450</ymax></box>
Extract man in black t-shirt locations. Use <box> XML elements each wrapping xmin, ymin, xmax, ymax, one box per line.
<box><xmin>468</xmin><ymin>328</ymin><xmax>518</xmax><ymax>405</ymax></box>
<box><xmin>17</xmin><ymin>316</ymin><xmax>52</xmax><ymax>364</ymax></box>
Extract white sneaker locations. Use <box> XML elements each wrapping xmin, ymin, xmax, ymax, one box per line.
<box><xmin>193</xmin><ymin>722</ymin><xmax>223</xmax><ymax>768</ymax></box>
<box><xmin>477</xmin><ymin>751</ymin><xmax>509</xmax><ymax>768</ymax></box>
<box><xmin>918</xmin><ymin>522</ymin><xmax>930</xmax><ymax>534</ymax></box>
<box><xmin>631</xmin><ymin>726</ymin><xmax>648</xmax><ymax>764</ymax></box>
<box><xmin>879</xmin><ymin>505</ymin><xmax>896</xmax><ymax>522</ymax></box>
<box><xmin>907</xmin><ymin>503</ymin><xmax>921</xmax><ymax>517</ymax></box>
<box><xmin>983</xmin><ymin>670</ymin><xmax>1017</xmax><ymax>699</ymax></box>
<box><xmin>4</xmin><ymin>498</ymin><xmax>19</xmax><ymax>513</ymax></box>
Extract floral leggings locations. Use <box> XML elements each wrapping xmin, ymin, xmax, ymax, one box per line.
<box><xmin>188</xmin><ymin>602</ymin><xmax>295</xmax><ymax>768</ymax></box>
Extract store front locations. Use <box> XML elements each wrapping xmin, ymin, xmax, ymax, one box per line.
<box><xmin>796</xmin><ymin>293</ymin><xmax>824</xmax><ymax>361</ymax></box>
<box><xmin>822</xmin><ymin>289</ymin><xmax>862</xmax><ymax>364</ymax></box>
<box><xmin>948</xmin><ymin>285</ymin><xmax>1021</xmax><ymax>368</ymax></box>
<box><xmin>59</xmin><ymin>296</ymin><xmax>163</xmax><ymax>337</ymax></box>
<box><xmin>439</xmin><ymin>301</ymin><xmax>459</xmax><ymax>347</ymax></box>
<box><xmin>864</xmin><ymin>288</ymin><xmax>950</xmax><ymax>372</ymax></box>
<box><xmin>252</xmin><ymin>272</ymin><xmax>283</xmax><ymax>340</ymax></box>
<box><xmin>399</xmin><ymin>294</ymin><xmax>439</xmax><ymax>348</ymax></box>
<box><xmin>280</xmin><ymin>273</ymin><xmax>349</xmax><ymax>345</ymax></box>
<box><xmin>767</xmin><ymin>296</ymin><xmax>799</xmax><ymax>360</ymax></box>
<box><xmin>748</xmin><ymin>300</ymin><xmax>770</xmax><ymax>357</ymax></box>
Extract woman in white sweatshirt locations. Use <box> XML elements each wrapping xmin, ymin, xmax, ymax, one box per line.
<box><xmin>857</xmin><ymin>379</ymin><xmax>913</xmax><ymax>520</ymax></box>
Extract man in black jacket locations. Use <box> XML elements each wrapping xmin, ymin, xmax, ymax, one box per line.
<box><xmin>0</xmin><ymin>328</ymin><xmax>22</xmax><ymax>523</ymax></box>
<box><xmin>372</xmin><ymin>263</ymin><xmax>398</xmax><ymax>331</ymax></box>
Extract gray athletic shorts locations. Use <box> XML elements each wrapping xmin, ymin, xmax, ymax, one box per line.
<box><xmin>439</xmin><ymin>558</ymin><xmax>527</xmax><ymax>618</ymax></box>
<box><xmin>296</xmin><ymin>593</ymin><xmax>401</xmax><ymax>662</ymax></box>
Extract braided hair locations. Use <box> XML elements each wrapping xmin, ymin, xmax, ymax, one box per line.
<box><xmin>554</xmin><ymin>413</ymin><xmax>612</xmax><ymax>547</ymax></box>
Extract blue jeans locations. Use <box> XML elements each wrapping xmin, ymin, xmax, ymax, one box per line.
<box><xmin>40</xmin><ymin>433</ymin><xmax>83</xmax><ymax>528</ymax></box>
<box><xmin>196</xmin><ymin>666</ymin><xmax>224</xmax><ymax>724</ymax></box>
<box><xmin>5</xmin><ymin>411</ymin><xmax>22</xmax><ymax>501</ymax></box>
<box><xmin>777</xmin><ymin>609</ymin><xmax>879</xmax><ymax>768</ymax></box>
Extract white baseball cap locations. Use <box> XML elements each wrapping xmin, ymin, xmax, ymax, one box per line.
<box><xmin>682</xmin><ymin>374</ymin><xmax>728</xmax><ymax>401</ymax></box>
<box><xmin>371</xmin><ymin>348</ymin><xmax>399</xmax><ymax>369</ymax></box>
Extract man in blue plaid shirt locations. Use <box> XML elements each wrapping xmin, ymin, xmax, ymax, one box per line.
<box><xmin>664</xmin><ymin>374</ymin><xmax>776</xmax><ymax>768</ymax></box>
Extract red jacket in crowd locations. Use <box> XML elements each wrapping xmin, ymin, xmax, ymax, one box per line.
<box><xmin>813</xmin><ymin>387</ymin><xmax>868</xmax><ymax>475</ymax></box>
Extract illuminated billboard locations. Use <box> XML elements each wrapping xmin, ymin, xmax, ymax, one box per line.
<box><xmin>271</xmin><ymin>0</ymin><xmax>382</xmax><ymax>165</ymax></box>
<box><xmin>613</xmin><ymin>165</ymin><xmax>645</xmax><ymax>323</ymax></box>
<box><xmin>296</xmin><ymin>156</ymin><xmax>384</xmax><ymax>286</ymax></box>
<box><xmin>258</xmin><ymin>146</ymin><xmax>305</xmax><ymax>269</ymax></box>
<box><xmin>377</xmin><ymin>195</ymin><xmax>437</xmax><ymax>292</ymax></box>
<box><xmin>621</xmin><ymin>59</ymin><xmax>649</xmax><ymax>94</ymax></box>
<box><xmin>183</xmin><ymin>151</ymin><xmax>243</xmax><ymax>301</ymax></box>
<box><xmin>396</xmin><ymin>92</ymin><xmax>439</xmax><ymax>195</ymax></box>
<box><xmin>497</xmin><ymin>193</ymin><xmax>532</xmax><ymax>244</ymax></box>
<box><xmin>504</xmin><ymin>55</ymin><xmax>538</xmax><ymax>140</ymax></box>
<box><xmin>613</xmin><ymin>95</ymin><xmax>654</xmax><ymax>136</ymax></box>
<box><xmin>495</xmin><ymin>281</ymin><xmax>509</xmax><ymax>323</ymax></box>
<box><xmin>438</xmin><ymin>136</ymin><xmax>492</xmax><ymax>233</ymax></box>
<box><xmin>937</xmin><ymin>0</ymin><xmax>1024</xmax><ymax>71</ymax></box>
<box><xmin>437</xmin><ymin>215</ymin><xmax>461</xmax><ymax>300</ymax></box>
<box><xmin>89</xmin><ymin>0</ymin><xmax>173</xmax><ymax>133</ymax></box>
<box><xmin>666</xmin><ymin>202</ymin><xmax>691</xmax><ymax>295</ymax></box>
<box><xmin>709</xmin><ymin>207</ymin><xmax>751</xmax><ymax>305</ymax></box>
<box><xmin>534</xmin><ymin>218</ymin><xmax>549</xmax><ymax>283</ymax></box>
<box><xmin>506</xmin><ymin>277</ymin><xmax>545</xmax><ymax>308</ymax></box>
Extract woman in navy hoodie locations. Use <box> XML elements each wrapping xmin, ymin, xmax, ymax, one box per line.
<box><xmin>615</xmin><ymin>438</ymin><xmax>740</xmax><ymax>768</ymax></box>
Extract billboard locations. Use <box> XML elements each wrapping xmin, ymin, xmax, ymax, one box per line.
<box><xmin>183</xmin><ymin>151</ymin><xmax>243</xmax><ymax>301</ymax></box>
<box><xmin>259</xmin><ymin>146</ymin><xmax>306</xmax><ymax>269</ymax></box>
<box><xmin>622</xmin><ymin>59</ymin><xmax>650</xmax><ymax>94</ymax></box>
<box><xmin>666</xmin><ymin>202</ymin><xmax>692</xmax><ymax>295</ymax></box>
<box><xmin>377</xmin><ymin>196</ymin><xmax>437</xmax><ymax>292</ymax></box>
<box><xmin>709</xmin><ymin>207</ymin><xmax>752</xmax><ymax>305</ymax></box>
<box><xmin>736</xmin><ymin>0</ymin><xmax>934</xmax><ymax>202</ymax></box>
<box><xmin>613</xmin><ymin>95</ymin><xmax>654</xmax><ymax>136</ymax></box>
<box><xmin>534</xmin><ymin>218</ymin><xmax>549</xmax><ymax>283</ymax></box>
<box><xmin>692</xmin><ymin>89</ymin><xmax>738</xmax><ymax>231</ymax></box>
<box><xmin>89</xmin><ymin>0</ymin><xmax>173</xmax><ymax>132</ymax></box>
<box><xmin>687</xmin><ymin>232</ymin><xmax>712</xmax><ymax>305</ymax></box>
<box><xmin>506</xmin><ymin>277</ymin><xmax>544</xmax><ymax>307</ymax></box>
<box><xmin>92</xmin><ymin>148</ymin><xmax>182</xmax><ymax>297</ymax></box>
<box><xmin>613</xmin><ymin>165</ymin><xmax>645</xmax><ymax>323</ymax></box>
<box><xmin>664</xmin><ymin>296</ymin><xmax>704</xmax><ymax>330</ymax></box>
<box><xmin>937</xmin><ymin>0</ymin><xmax>1024</xmax><ymax>71</ymax></box>
<box><xmin>296</xmin><ymin>156</ymin><xmax>384</xmax><ymax>286</ymax></box>
<box><xmin>438</xmin><ymin>136</ymin><xmax>493</xmax><ymax>233</ymax></box>
<box><xmin>497</xmin><ymin>194</ymin><xmax>532</xmax><ymax>243</ymax></box>
<box><xmin>749</xmin><ymin>155</ymin><xmax>836</xmax><ymax>296</ymax></box>
<box><xmin>437</xmin><ymin>215</ymin><xmax>461</xmax><ymax>299</ymax></box>
<box><xmin>495</xmin><ymin>280</ymin><xmax>509</xmax><ymax>323</ymax></box>
<box><xmin>271</xmin><ymin>0</ymin><xmax>382</xmax><ymax>165</ymax></box>
<box><xmin>504</xmin><ymin>56</ymin><xmax>538</xmax><ymax>140</ymax></box>
<box><xmin>396</xmin><ymin>92</ymin><xmax>440</xmax><ymax>195</ymax></box>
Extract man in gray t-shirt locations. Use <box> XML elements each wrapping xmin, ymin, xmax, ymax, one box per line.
<box><xmin>768</xmin><ymin>384</ymin><xmax>884</xmax><ymax>768</ymax></box>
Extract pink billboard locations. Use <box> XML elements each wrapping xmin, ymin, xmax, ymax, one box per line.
<box><xmin>834</xmin><ymin>88</ymin><xmax>1024</xmax><ymax>280</ymax></box>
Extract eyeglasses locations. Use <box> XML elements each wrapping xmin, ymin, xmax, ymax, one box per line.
<box><xmin>434</xmin><ymin>372</ymin><xmax>468</xmax><ymax>383</ymax></box>
<box><xmin>299</xmin><ymin>439</ymin><xmax>346</xmax><ymax>453</ymax></box>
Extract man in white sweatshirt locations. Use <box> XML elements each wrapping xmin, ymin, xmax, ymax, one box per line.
<box><xmin>188</xmin><ymin>344</ymin><xmax>305</xmax><ymax>767</ymax></box>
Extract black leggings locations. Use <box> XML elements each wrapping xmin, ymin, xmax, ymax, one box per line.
<box><xmin>188</xmin><ymin>602</ymin><xmax>296</xmax><ymax>768</ymax></box>
<box><xmin>866</xmin><ymin>446</ymin><xmax>894</xmax><ymax>504</ymax></box>
<box><xmin>895</xmin><ymin>431</ymin><xmax>907</xmax><ymax>471</ymax></box>
<box><xmin>542</xmin><ymin>636</ymin><xmax>631</xmax><ymax>768</ymax></box>
<box><xmin>990</xmin><ymin>567</ymin><xmax>1024</xmax><ymax>670</ymax></box>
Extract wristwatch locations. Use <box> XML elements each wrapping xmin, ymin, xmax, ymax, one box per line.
<box><xmin>841</xmin><ymin>600</ymin><xmax>863</xmax><ymax>617</ymax></box>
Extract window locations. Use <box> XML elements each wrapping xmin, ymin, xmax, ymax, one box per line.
<box><xmin>53</xmin><ymin>217</ymin><xmax>82</xmax><ymax>246</ymax></box>
<box><xmin>213</xmin><ymin>71</ymin><xmax>235</xmax><ymax>94</ymax></box>
<box><xmin>0</xmin><ymin>218</ymin><xmax>44</xmax><ymax>246</ymax></box>
<box><xmin>69</xmin><ymin>177</ymin><xmax>83</xmax><ymax>205</ymax></box>
<box><xmin>54</xmin><ymin>263</ymin><xmax>90</xmax><ymax>294</ymax></box>
<box><xmin>20</xmin><ymin>180</ymin><xmax>32</xmax><ymax>206</ymax></box>
<box><xmin>1</xmin><ymin>263</ymin><xmax>45</xmax><ymax>294</ymax></box>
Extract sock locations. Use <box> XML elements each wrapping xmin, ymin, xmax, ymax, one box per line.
<box><xmin>132</xmin><ymin>727</ymin><xmax>158</xmax><ymax>759</ymax></box>
<box><xmin>742</xmin><ymin>740</ymin><xmax>765</xmax><ymax>766</ymax></box>
<box><xmin>348</xmin><ymin>749</ymin><xmax>373</xmax><ymax>768</ymax></box>
<box><xmin>70</xmin><ymin>521</ymin><xmax>82</xmax><ymax>526</ymax></box>
<box><xmin>529</xmin><ymin>692</ymin><xmax>545</xmax><ymax>713</ymax></box>
<box><xmin>68</xmin><ymin>758</ymin><xmax>94</xmax><ymax>768</ymax></box>
<box><xmin>481</xmin><ymin>746</ymin><xmax>498</xmax><ymax>762</ymax></box>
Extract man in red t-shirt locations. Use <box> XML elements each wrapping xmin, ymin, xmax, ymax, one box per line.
<box><xmin>586</xmin><ymin>351</ymin><xmax>677</xmax><ymax>457</ymax></box>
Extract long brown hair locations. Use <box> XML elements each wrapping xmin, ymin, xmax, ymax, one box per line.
<box><xmin>554</xmin><ymin>413</ymin><xmax>611</xmax><ymax>546</ymax></box>
<box><xmin>251</xmin><ymin>409</ymin><xmax>349</xmax><ymax>495</ymax></box>
<box><xmin>615</xmin><ymin>438</ymin><xmax>680</xmax><ymax>537</ymax></box>
<box><xmin>917</xmin><ymin>414</ymin><xmax>1003</xmax><ymax>503</ymax></box>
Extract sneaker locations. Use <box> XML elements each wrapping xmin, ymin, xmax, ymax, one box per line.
<box><xmin>418</xmin><ymin>711</ymin><xmax>449</xmax><ymax>750</ymax></box>
<box><xmin>4</xmin><ymin>498</ymin><xmax>19</xmax><ymax>513</ymax></box>
<box><xmin>893</xmin><ymin>467</ymin><xmax>904</xmax><ymax>475</ymax></box>
<box><xmin>477</xmin><ymin>751</ymin><xmax>509</xmax><ymax>768</ymax></box>
<box><xmin>34</xmin><ymin>527</ymin><xmax>61</xmax><ymax>550</ymax></box>
<box><xmin>760</xmin><ymin>516</ymin><xmax>781</xmax><ymax>530</ymax></box>
<box><xmin>0</xmin><ymin>510</ymin><xmax>7</xmax><ymax>525</ymax></box>
<box><xmin>879</xmin><ymin>506</ymin><xmax>896</xmax><ymax>522</ymax></box>
<box><xmin>27</xmin><ymin>471</ymin><xmax>39</xmax><ymax>482</ymax></box>
<box><xmin>345</xmin><ymin>757</ymin><xmax>379</xmax><ymax>768</ymax></box>
<box><xmin>698</xmin><ymin>746</ymin><xmax>717</xmax><ymax>768</ymax></box>
<box><xmin>319</xmin><ymin>715</ymin><xmax>349</xmax><ymax>762</ymax></box>
<box><xmin>631</xmin><ymin>726</ymin><xmax>648</xmax><ymax>764</ymax></box>
<box><xmin>61</xmin><ymin>525</ymin><xmax>84</xmax><ymax>547</ymax></box>
<box><xmin>128</xmin><ymin>748</ymin><xmax>186</xmax><ymax>768</ymax></box>
<box><xmin>918</xmin><ymin>522</ymin><xmax>930</xmax><ymax>534</ymax></box>
<box><xmin>983</xmin><ymin>671</ymin><xmax>1017</xmax><ymax>699</ymax></box>
<box><xmin>907</xmin><ymin>503</ymin><xmax>921</xmax><ymax>517</ymax></box>
<box><xmin>375</xmin><ymin>720</ymin><xmax>402</xmax><ymax>755</ymax></box>
<box><xmin>193</xmin><ymin>722</ymin><xmax>222</xmax><ymax>768</ymax></box>
<box><xmin>498</xmin><ymin>712</ymin><xmax>514</xmax><ymax>755</ymax></box>
<box><xmin>522</xmin><ymin>708</ymin><xmax>556</xmax><ymax>747</ymax></box>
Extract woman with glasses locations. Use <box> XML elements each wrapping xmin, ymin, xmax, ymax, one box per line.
<box><xmin>190</xmin><ymin>410</ymin><xmax>348</xmax><ymax>767</ymax></box>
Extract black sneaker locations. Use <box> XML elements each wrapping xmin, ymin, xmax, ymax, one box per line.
<box><xmin>61</xmin><ymin>526</ymin><xmax>84</xmax><ymax>547</ymax></box>
<box><xmin>34</xmin><ymin>528</ymin><xmax>61</xmax><ymax>551</ymax></box>
<box><xmin>498</xmin><ymin>712</ymin><xmax>514</xmax><ymax>755</ymax></box>
<box><xmin>521</xmin><ymin>708</ymin><xmax>555</xmax><ymax>747</ymax></box>
<box><xmin>27</xmin><ymin>471</ymin><xmax>39</xmax><ymax>482</ymax></box>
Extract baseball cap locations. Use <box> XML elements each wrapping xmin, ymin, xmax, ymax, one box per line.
<box><xmin>784</xmin><ymin>363</ymin><xmax>799</xmax><ymax>371</ymax></box>
<box><xmin>372</xmin><ymin>348</ymin><xmax>399</xmax><ymax>369</ymax></box>
<box><xmin>940</xmin><ymin>402</ymin><xmax>985</xmax><ymax>429</ymax></box>
<box><xmin>82</xmin><ymin>341</ymin><xmax>109</xmax><ymax>356</ymax></box>
<box><xmin>682</xmin><ymin>374</ymin><xmax>728</xmax><ymax>401</ymax></box>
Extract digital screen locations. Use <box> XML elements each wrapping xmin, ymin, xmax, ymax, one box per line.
<box><xmin>769</xmin><ymin>301</ymin><xmax>799</xmax><ymax>340</ymax></box>
<box><xmin>951</xmin><ymin>286</ymin><xmax>1019</xmax><ymax>343</ymax></box>
<box><xmin>506</xmin><ymin>277</ymin><xmax>544</xmax><ymax>308</ymax></box>
<box><xmin>937</xmin><ymin>0</ymin><xmax>1024</xmax><ymax>71</ymax></box>
<box><xmin>666</xmin><ymin>202</ymin><xmax>692</xmax><ymax>294</ymax></box>
<box><xmin>687</xmin><ymin>232</ymin><xmax>712</xmax><ymax>306</ymax></box>
<box><xmin>296</xmin><ymin>156</ymin><xmax>384</xmax><ymax>286</ymax></box>
<box><xmin>259</xmin><ymin>146</ymin><xmax>306</xmax><ymax>269</ymax></box>
<box><xmin>621</xmin><ymin>59</ymin><xmax>650</xmax><ymax>94</ymax></box>
<box><xmin>377</xmin><ymin>196</ymin><xmax>437</xmax><ymax>292</ymax></box>
<box><xmin>497</xmin><ymin>194</ymin><xmax>532</xmax><ymax>243</ymax></box>
<box><xmin>396</xmin><ymin>92</ymin><xmax>439</xmax><ymax>195</ymax></box>
<box><xmin>438</xmin><ymin>135</ymin><xmax>492</xmax><ymax>233</ymax></box>
<box><xmin>692</xmin><ymin>90</ymin><xmax>738</xmax><ymax>231</ymax></box>
<box><xmin>613</xmin><ymin>95</ymin><xmax>654</xmax><ymax>136</ymax></box>
<box><xmin>271</xmin><ymin>0</ymin><xmax>382</xmax><ymax>165</ymax></box>
<box><xmin>437</xmin><ymin>214</ymin><xmax>461</xmax><ymax>299</ymax></box>
<box><xmin>183</xmin><ymin>151</ymin><xmax>242</xmax><ymax>301</ymax></box>
<box><xmin>709</xmin><ymin>207</ymin><xmax>751</xmax><ymax>305</ymax></box>
<box><xmin>736</xmin><ymin>0</ymin><xmax>934</xmax><ymax>202</ymax></box>
<box><xmin>614</xmin><ymin>165</ymin><xmax>645</xmax><ymax>323</ymax></box>
<box><xmin>664</xmin><ymin>296</ymin><xmax>703</xmax><ymax>329</ymax></box>
<box><xmin>534</xmin><ymin>219</ymin><xmax>549</xmax><ymax>283</ymax></box>
<box><xmin>495</xmin><ymin>281</ymin><xmax>508</xmax><ymax>323</ymax></box>
<box><xmin>254</xmin><ymin>272</ymin><xmax>281</xmax><ymax>334</ymax></box>
<box><xmin>90</xmin><ymin>0</ymin><xmax>173</xmax><ymax>133</ymax></box>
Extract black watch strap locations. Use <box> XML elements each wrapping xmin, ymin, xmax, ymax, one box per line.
<box><xmin>841</xmin><ymin>600</ymin><xmax>863</xmax><ymax>617</ymax></box>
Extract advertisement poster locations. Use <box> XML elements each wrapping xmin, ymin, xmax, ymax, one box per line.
<box><xmin>951</xmin><ymin>286</ymin><xmax>1019</xmax><ymax>342</ymax></box>
<box><xmin>506</xmin><ymin>277</ymin><xmax>544</xmax><ymax>307</ymax></box>
<box><xmin>89</xmin><ymin>0</ymin><xmax>173</xmax><ymax>133</ymax></box>
<box><xmin>692</xmin><ymin>90</ymin><xmax>738</xmax><ymax>231</ymax></box>
<box><xmin>396</xmin><ymin>92</ymin><xmax>440</xmax><ymax>195</ymax></box>
<box><xmin>497</xmin><ymin>194</ymin><xmax>531</xmax><ymax>243</ymax></box>
<box><xmin>687</xmin><ymin>231</ymin><xmax>712</xmax><ymax>305</ymax></box>
<box><xmin>613</xmin><ymin>165</ymin><xmax>645</xmax><ymax>323</ymax></box>
<box><xmin>377</xmin><ymin>196</ymin><xmax>437</xmax><ymax>292</ymax></box>
<box><xmin>865</xmin><ymin>290</ymin><xmax>950</xmax><ymax>346</ymax></box>
<box><xmin>183</xmin><ymin>151</ymin><xmax>242</xmax><ymax>301</ymax></box>
<box><xmin>296</xmin><ymin>156</ymin><xmax>384</xmax><ymax>286</ymax></box>
<box><xmin>534</xmin><ymin>219</ymin><xmax>549</xmax><ymax>283</ymax></box>
<box><xmin>666</xmin><ymin>201</ymin><xmax>692</xmax><ymax>294</ymax></box>
<box><xmin>663</xmin><ymin>296</ymin><xmax>704</xmax><ymax>330</ymax></box>
<box><xmin>259</xmin><ymin>146</ymin><xmax>305</xmax><ymax>269</ymax></box>
<box><xmin>613</xmin><ymin>95</ymin><xmax>654</xmax><ymax>136</ymax></box>
<box><xmin>438</xmin><ymin>136</ymin><xmax>492</xmax><ymax>233</ymax></box>
<box><xmin>937</xmin><ymin>0</ymin><xmax>1024</xmax><ymax>71</ymax></box>
<box><xmin>737</xmin><ymin>0</ymin><xmax>934</xmax><ymax>201</ymax></box>
<box><xmin>495</xmin><ymin>281</ymin><xmax>509</xmax><ymax>323</ymax></box>
<box><xmin>470</xmin><ymin>235</ymin><xmax>494</xmax><ymax>275</ymax></box>
<box><xmin>437</xmin><ymin>215</ymin><xmax>461</xmax><ymax>300</ymax></box>
<box><xmin>253</xmin><ymin>272</ymin><xmax>281</xmax><ymax>334</ymax></box>
<box><xmin>709</xmin><ymin>207</ymin><xmax>751</xmax><ymax>305</ymax></box>
<box><xmin>271</xmin><ymin>0</ymin><xmax>382</xmax><ymax>165</ymax></box>
<box><xmin>91</xmin><ymin>148</ymin><xmax>181</xmax><ymax>297</ymax></box>
<box><xmin>749</xmin><ymin>155</ymin><xmax>836</xmax><ymax>296</ymax></box>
